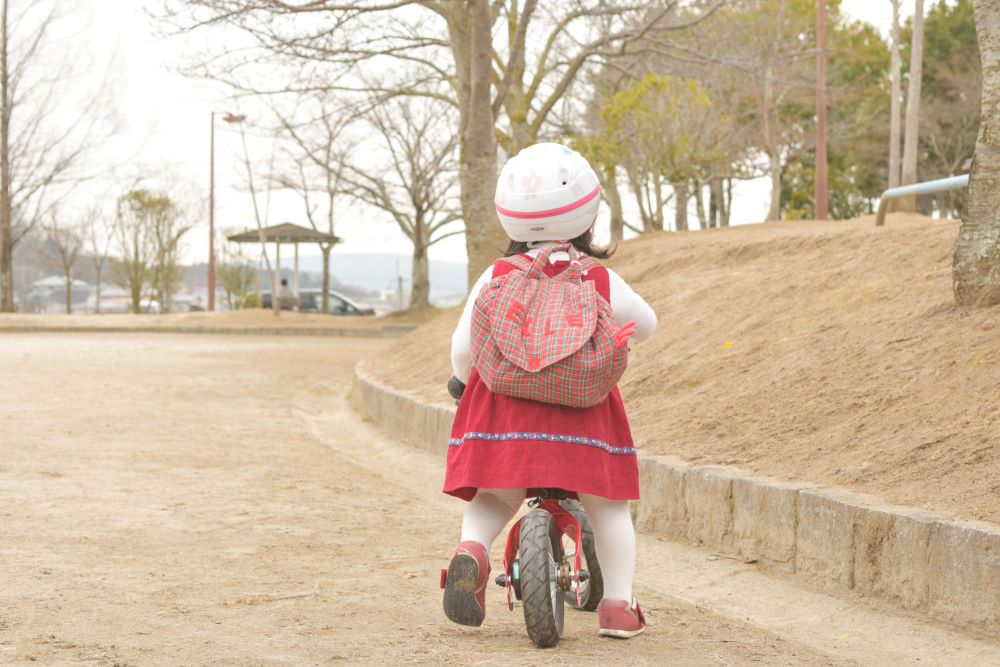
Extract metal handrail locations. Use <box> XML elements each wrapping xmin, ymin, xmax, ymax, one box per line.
<box><xmin>875</xmin><ymin>174</ymin><xmax>969</xmax><ymax>226</ymax></box>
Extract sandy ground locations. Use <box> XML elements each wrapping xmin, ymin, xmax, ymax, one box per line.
<box><xmin>0</xmin><ymin>333</ymin><xmax>865</xmax><ymax>666</ymax></box>
<box><xmin>366</xmin><ymin>213</ymin><xmax>1000</xmax><ymax>524</ymax></box>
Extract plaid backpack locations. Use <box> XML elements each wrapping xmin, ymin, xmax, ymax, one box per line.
<box><xmin>470</xmin><ymin>244</ymin><xmax>628</xmax><ymax>408</ymax></box>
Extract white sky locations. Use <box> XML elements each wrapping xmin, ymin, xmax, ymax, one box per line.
<box><xmin>76</xmin><ymin>0</ymin><xmax>916</xmax><ymax>266</ymax></box>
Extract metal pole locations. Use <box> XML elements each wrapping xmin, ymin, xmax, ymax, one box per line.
<box><xmin>293</xmin><ymin>242</ymin><xmax>299</xmax><ymax>300</ymax></box>
<box><xmin>208</xmin><ymin>112</ymin><xmax>216</xmax><ymax>311</ymax></box>
<box><xmin>874</xmin><ymin>174</ymin><xmax>969</xmax><ymax>226</ymax></box>
<box><xmin>275</xmin><ymin>241</ymin><xmax>281</xmax><ymax>309</ymax></box>
<box><xmin>815</xmin><ymin>0</ymin><xmax>828</xmax><ymax>220</ymax></box>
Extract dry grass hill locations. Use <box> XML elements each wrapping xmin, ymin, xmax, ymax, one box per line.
<box><xmin>366</xmin><ymin>213</ymin><xmax>1000</xmax><ymax>523</ymax></box>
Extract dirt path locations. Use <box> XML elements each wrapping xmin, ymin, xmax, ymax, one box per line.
<box><xmin>0</xmin><ymin>334</ymin><xmax>981</xmax><ymax>665</ymax></box>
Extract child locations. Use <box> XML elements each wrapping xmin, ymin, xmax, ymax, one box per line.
<box><xmin>442</xmin><ymin>142</ymin><xmax>657</xmax><ymax>638</ymax></box>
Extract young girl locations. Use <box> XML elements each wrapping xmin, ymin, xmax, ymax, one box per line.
<box><xmin>442</xmin><ymin>142</ymin><xmax>657</xmax><ymax>638</ymax></box>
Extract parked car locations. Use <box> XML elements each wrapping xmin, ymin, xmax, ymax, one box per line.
<box><xmin>261</xmin><ymin>288</ymin><xmax>376</xmax><ymax>316</ymax></box>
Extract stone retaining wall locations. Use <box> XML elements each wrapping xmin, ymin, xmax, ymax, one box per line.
<box><xmin>352</xmin><ymin>361</ymin><xmax>1000</xmax><ymax>637</ymax></box>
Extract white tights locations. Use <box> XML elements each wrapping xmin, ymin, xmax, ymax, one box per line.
<box><xmin>459</xmin><ymin>488</ymin><xmax>636</xmax><ymax>602</ymax></box>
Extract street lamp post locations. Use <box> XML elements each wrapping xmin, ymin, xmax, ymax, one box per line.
<box><xmin>208</xmin><ymin>111</ymin><xmax>247</xmax><ymax>312</ymax></box>
<box><xmin>209</xmin><ymin>112</ymin><xmax>216</xmax><ymax>311</ymax></box>
<box><xmin>815</xmin><ymin>0</ymin><xmax>829</xmax><ymax>220</ymax></box>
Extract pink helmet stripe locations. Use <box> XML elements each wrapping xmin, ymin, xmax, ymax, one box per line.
<box><xmin>495</xmin><ymin>184</ymin><xmax>601</xmax><ymax>220</ymax></box>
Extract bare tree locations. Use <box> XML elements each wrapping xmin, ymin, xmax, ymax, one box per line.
<box><xmin>148</xmin><ymin>195</ymin><xmax>195</xmax><ymax>314</ymax></box>
<box><xmin>888</xmin><ymin>0</ymin><xmax>903</xmax><ymax>189</ymax></box>
<box><xmin>161</xmin><ymin>1</ymin><xmax>720</xmax><ymax>283</ymax></box>
<box><xmin>899</xmin><ymin>0</ymin><xmax>926</xmax><ymax>211</ymax></box>
<box><xmin>344</xmin><ymin>97</ymin><xmax>461</xmax><ymax>310</ymax></box>
<box><xmin>0</xmin><ymin>0</ymin><xmax>118</xmax><ymax>311</ymax></box>
<box><xmin>218</xmin><ymin>229</ymin><xmax>257</xmax><ymax>310</ymax></box>
<box><xmin>919</xmin><ymin>0</ymin><xmax>981</xmax><ymax>218</ymax></box>
<box><xmin>83</xmin><ymin>208</ymin><xmax>113</xmax><ymax>314</ymax></box>
<box><xmin>271</xmin><ymin>97</ymin><xmax>355</xmax><ymax>314</ymax></box>
<box><xmin>631</xmin><ymin>0</ymin><xmax>814</xmax><ymax>222</ymax></box>
<box><xmin>953</xmin><ymin>0</ymin><xmax>1000</xmax><ymax>307</ymax></box>
<box><xmin>738</xmin><ymin>0</ymin><xmax>815</xmax><ymax>221</ymax></box>
<box><xmin>41</xmin><ymin>216</ymin><xmax>83</xmax><ymax>314</ymax></box>
<box><xmin>112</xmin><ymin>190</ymin><xmax>158</xmax><ymax>314</ymax></box>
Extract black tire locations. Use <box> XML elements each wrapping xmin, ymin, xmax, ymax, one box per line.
<box><xmin>518</xmin><ymin>508</ymin><xmax>565</xmax><ymax>648</ymax></box>
<box><xmin>560</xmin><ymin>499</ymin><xmax>604</xmax><ymax>611</ymax></box>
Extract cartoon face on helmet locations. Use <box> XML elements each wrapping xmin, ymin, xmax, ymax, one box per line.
<box><xmin>494</xmin><ymin>143</ymin><xmax>601</xmax><ymax>243</ymax></box>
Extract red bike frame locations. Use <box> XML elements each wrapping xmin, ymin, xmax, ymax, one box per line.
<box><xmin>500</xmin><ymin>498</ymin><xmax>584</xmax><ymax>609</ymax></box>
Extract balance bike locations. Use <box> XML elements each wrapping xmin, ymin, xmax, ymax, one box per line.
<box><xmin>496</xmin><ymin>488</ymin><xmax>603</xmax><ymax>647</ymax></box>
<box><xmin>445</xmin><ymin>377</ymin><xmax>603</xmax><ymax>647</ymax></box>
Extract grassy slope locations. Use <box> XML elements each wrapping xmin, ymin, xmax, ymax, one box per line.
<box><xmin>367</xmin><ymin>213</ymin><xmax>1000</xmax><ymax>522</ymax></box>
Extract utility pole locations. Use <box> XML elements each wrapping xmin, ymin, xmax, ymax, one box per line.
<box><xmin>209</xmin><ymin>112</ymin><xmax>250</xmax><ymax>312</ymax></box>
<box><xmin>900</xmin><ymin>0</ymin><xmax>926</xmax><ymax>211</ymax></box>
<box><xmin>208</xmin><ymin>112</ymin><xmax>216</xmax><ymax>311</ymax></box>
<box><xmin>814</xmin><ymin>0</ymin><xmax>828</xmax><ymax>220</ymax></box>
<box><xmin>888</xmin><ymin>0</ymin><xmax>903</xmax><ymax>189</ymax></box>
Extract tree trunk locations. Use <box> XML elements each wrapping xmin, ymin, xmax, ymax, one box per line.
<box><xmin>448</xmin><ymin>1</ymin><xmax>502</xmax><ymax>286</ymax></box>
<box><xmin>130</xmin><ymin>274</ymin><xmax>141</xmax><ymax>314</ymax></box>
<box><xmin>767</xmin><ymin>150</ymin><xmax>783</xmax><ymax>221</ymax></box>
<box><xmin>628</xmin><ymin>169</ymin><xmax>654</xmax><ymax>233</ymax></box>
<box><xmin>320</xmin><ymin>244</ymin><xmax>331</xmax><ymax>314</ymax></box>
<box><xmin>65</xmin><ymin>275</ymin><xmax>72</xmax><ymax>314</ymax></box>
<box><xmin>710</xmin><ymin>178</ymin><xmax>725</xmax><ymax>229</ymax></box>
<box><xmin>410</xmin><ymin>237</ymin><xmax>430</xmax><ymax>310</ymax></box>
<box><xmin>159</xmin><ymin>259</ymin><xmax>170</xmax><ymax>314</ymax></box>
<box><xmin>888</xmin><ymin>0</ymin><xmax>903</xmax><ymax>189</ymax></box>
<box><xmin>722</xmin><ymin>178</ymin><xmax>733</xmax><ymax>227</ymax></box>
<box><xmin>653</xmin><ymin>179</ymin><xmax>665</xmax><ymax>231</ymax></box>
<box><xmin>94</xmin><ymin>263</ymin><xmax>102</xmax><ymax>314</ymax></box>
<box><xmin>953</xmin><ymin>0</ymin><xmax>1000</xmax><ymax>307</ymax></box>
<box><xmin>0</xmin><ymin>0</ymin><xmax>11</xmax><ymax>312</ymax></box>
<box><xmin>899</xmin><ymin>0</ymin><xmax>925</xmax><ymax>212</ymax></box>
<box><xmin>693</xmin><ymin>182</ymin><xmax>708</xmax><ymax>230</ymax></box>
<box><xmin>708</xmin><ymin>180</ymin><xmax>718</xmax><ymax>229</ymax></box>
<box><xmin>599</xmin><ymin>164</ymin><xmax>625</xmax><ymax>242</ymax></box>
<box><xmin>504</xmin><ymin>86</ymin><xmax>532</xmax><ymax>155</ymax></box>
<box><xmin>673</xmin><ymin>181</ymin><xmax>689</xmax><ymax>232</ymax></box>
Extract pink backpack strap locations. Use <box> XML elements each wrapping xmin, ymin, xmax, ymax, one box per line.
<box><xmin>584</xmin><ymin>264</ymin><xmax>611</xmax><ymax>302</ymax></box>
<box><xmin>492</xmin><ymin>254</ymin><xmax>531</xmax><ymax>278</ymax></box>
<box><xmin>492</xmin><ymin>254</ymin><xmax>611</xmax><ymax>303</ymax></box>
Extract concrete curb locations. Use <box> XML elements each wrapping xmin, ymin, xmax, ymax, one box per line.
<box><xmin>350</xmin><ymin>361</ymin><xmax>1000</xmax><ymax>637</ymax></box>
<box><xmin>0</xmin><ymin>324</ymin><xmax>416</xmax><ymax>338</ymax></box>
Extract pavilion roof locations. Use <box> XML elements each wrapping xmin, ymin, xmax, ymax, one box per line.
<box><xmin>227</xmin><ymin>222</ymin><xmax>342</xmax><ymax>244</ymax></box>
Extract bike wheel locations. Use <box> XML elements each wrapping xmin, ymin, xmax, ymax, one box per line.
<box><xmin>518</xmin><ymin>508</ymin><xmax>565</xmax><ymax>648</ymax></box>
<box><xmin>560</xmin><ymin>499</ymin><xmax>604</xmax><ymax>612</ymax></box>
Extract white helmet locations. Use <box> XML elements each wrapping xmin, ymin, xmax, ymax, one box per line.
<box><xmin>494</xmin><ymin>142</ymin><xmax>601</xmax><ymax>242</ymax></box>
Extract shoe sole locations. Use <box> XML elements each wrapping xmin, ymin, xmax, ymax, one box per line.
<box><xmin>598</xmin><ymin>626</ymin><xmax>645</xmax><ymax>639</ymax></box>
<box><xmin>443</xmin><ymin>554</ymin><xmax>485</xmax><ymax>627</ymax></box>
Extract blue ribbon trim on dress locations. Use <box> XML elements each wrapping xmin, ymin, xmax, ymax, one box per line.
<box><xmin>448</xmin><ymin>431</ymin><xmax>636</xmax><ymax>455</ymax></box>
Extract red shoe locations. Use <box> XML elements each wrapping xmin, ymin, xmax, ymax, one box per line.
<box><xmin>441</xmin><ymin>540</ymin><xmax>490</xmax><ymax>627</ymax></box>
<box><xmin>598</xmin><ymin>598</ymin><xmax>646</xmax><ymax>638</ymax></box>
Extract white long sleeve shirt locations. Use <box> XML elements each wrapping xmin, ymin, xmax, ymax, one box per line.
<box><xmin>450</xmin><ymin>245</ymin><xmax>658</xmax><ymax>383</ymax></box>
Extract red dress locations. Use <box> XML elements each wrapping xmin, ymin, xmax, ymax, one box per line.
<box><xmin>443</xmin><ymin>257</ymin><xmax>640</xmax><ymax>502</ymax></box>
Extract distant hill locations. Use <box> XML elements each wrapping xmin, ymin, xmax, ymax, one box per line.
<box><xmin>14</xmin><ymin>244</ymin><xmax>470</xmax><ymax>308</ymax></box>
<box><xmin>183</xmin><ymin>252</ymin><xmax>469</xmax><ymax>305</ymax></box>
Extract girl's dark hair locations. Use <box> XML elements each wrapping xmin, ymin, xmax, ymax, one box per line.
<box><xmin>504</xmin><ymin>228</ymin><xmax>615</xmax><ymax>259</ymax></box>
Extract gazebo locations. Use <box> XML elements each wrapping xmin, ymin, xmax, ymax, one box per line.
<box><xmin>227</xmin><ymin>222</ymin><xmax>342</xmax><ymax>306</ymax></box>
